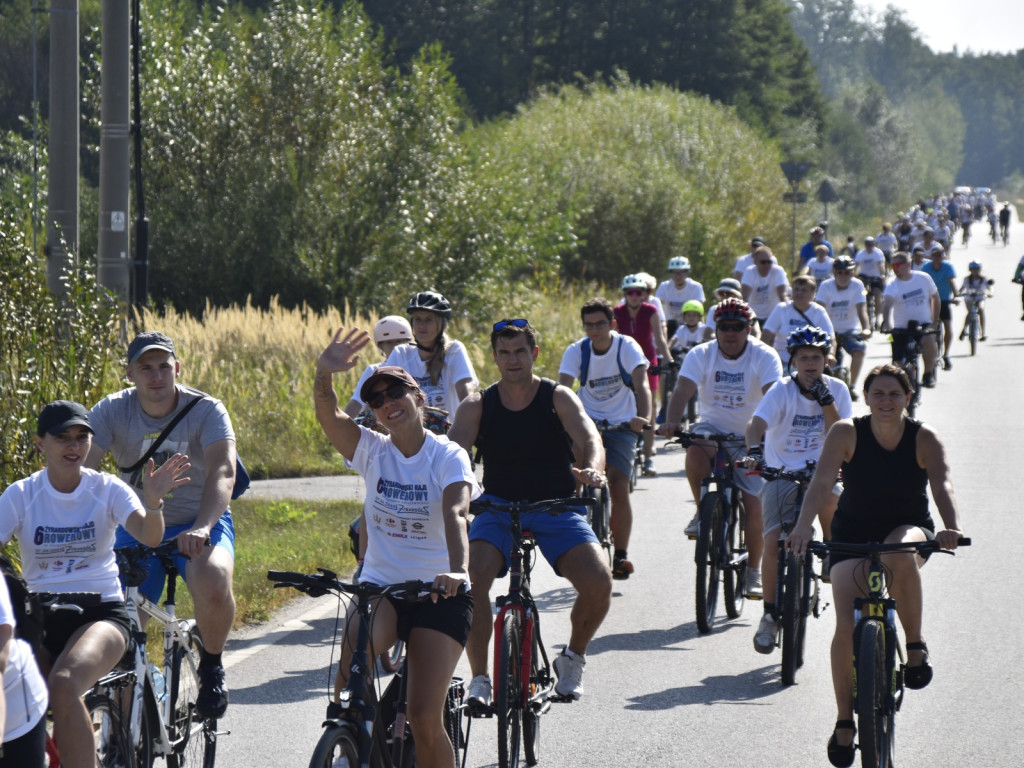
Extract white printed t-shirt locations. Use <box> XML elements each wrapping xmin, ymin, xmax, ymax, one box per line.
<box><xmin>884</xmin><ymin>272</ymin><xmax>938</xmax><ymax>327</ymax></box>
<box><xmin>679</xmin><ymin>338</ymin><xmax>782</xmax><ymax>435</ymax></box>
<box><xmin>754</xmin><ymin>376</ymin><xmax>853</xmax><ymax>471</ymax></box>
<box><xmin>384</xmin><ymin>341</ymin><xmax>478</xmax><ymax>415</ymax></box>
<box><xmin>741</xmin><ymin>264</ymin><xmax>790</xmax><ymax>320</ymax></box>
<box><xmin>559</xmin><ymin>332</ymin><xmax>648</xmax><ymax>424</ymax></box>
<box><xmin>0</xmin><ymin>469</ymin><xmax>138</xmax><ymax>600</ymax></box>
<box><xmin>855</xmin><ymin>248</ymin><xmax>886</xmax><ymax>279</ymax></box>
<box><xmin>815</xmin><ymin>278</ymin><xmax>867</xmax><ymax>334</ymax></box>
<box><xmin>0</xmin><ymin>577</ymin><xmax>48</xmax><ymax>741</ymax></box>
<box><xmin>762</xmin><ymin>302</ymin><xmax>835</xmax><ymax>356</ymax></box>
<box><xmin>352</xmin><ymin>428</ymin><xmax>479</xmax><ymax>586</ymax></box>
<box><xmin>655</xmin><ymin>279</ymin><xmax>706</xmax><ymax>323</ymax></box>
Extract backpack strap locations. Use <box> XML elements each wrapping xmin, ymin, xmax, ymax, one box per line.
<box><xmin>579</xmin><ymin>338</ymin><xmax>592</xmax><ymax>390</ymax></box>
<box><xmin>615</xmin><ymin>335</ymin><xmax>634</xmax><ymax>390</ymax></box>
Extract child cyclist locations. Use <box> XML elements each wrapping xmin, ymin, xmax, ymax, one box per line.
<box><xmin>670</xmin><ymin>300</ymin><xmax>707</xmax><ymax>352</ymax></box>
<box><xmin>957</xmin><ymin>261</ymin><xmax>993</xmax><ymax>342</ymax></box>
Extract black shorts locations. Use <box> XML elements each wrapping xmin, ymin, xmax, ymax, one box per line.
<box><xmin>387</xmin><ymin>592</ymin><xmax>473</xmax><ymax>647</ymax></box>
<box><xmin>861</xmin><ymin>275</ymin><xmax>885</xmax><ymax>292</ymax></box>
<box><xmin>829</xmin><ymin>520</ymin><xmax>935</xmax><ymax>567</ymax></box>
<box><xmin>42</xmin><ymin>600</ymin><xmax>132</xmax><ymax>661</ymax></box>
<box><xmin>939</xmin><ymin>301</ymin><xmax>952</xmax><ymax>321</ymax></box>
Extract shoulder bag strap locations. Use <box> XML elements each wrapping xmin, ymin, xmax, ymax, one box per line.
<box><xmin>118</xmin><ymin>395</ymin><xmax>205</xmax><ymax>474</ymax></box>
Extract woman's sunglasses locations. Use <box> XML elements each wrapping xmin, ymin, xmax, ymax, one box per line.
<box><xmin>367</xmin><ymin>383</ymin><xmax>409</xmax><ymax>410</ymax></box>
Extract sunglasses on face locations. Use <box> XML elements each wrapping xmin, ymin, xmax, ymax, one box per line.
<box><xmin>493</xmin><ymin>318</ymin><xmax>529</xmax><ymax>332</ymax></box>
<box><xmin>367</xmin><ymin>383</ymin><xmax>409</xmax><ymax>410</ymax></box>
<box><xmin>717</xmin><ymin>322</ymin><xmax>747</xmax><ymax>333</ymax></box>
<box><xmin>625</xmin><ymin>289</ymin><xmax>645</xmax><ymax>297</ymax></box>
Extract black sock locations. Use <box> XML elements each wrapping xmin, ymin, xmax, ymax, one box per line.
<box><xmin>200</xmin><ymin>648</ymin><xmax>223</xmax><ymax>668</ymax></box>
<box><xmin>763</xmin><ymin>603</ymin><xmax>776</xmax><ymax>617</ymax></box>
<box><xmin>614</xmin><ymin>549</ymin><xmax>628</xmax><ymax>560</ymax></box>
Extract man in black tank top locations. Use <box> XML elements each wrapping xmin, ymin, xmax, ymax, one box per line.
<box><xmin>449</xmin><ymin>319</ymin><xmax>612</xmax><ymax>706</ymax></box>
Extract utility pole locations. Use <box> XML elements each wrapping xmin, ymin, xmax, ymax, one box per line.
<box><xmin>97</xmin><ymin>0</ymin><xmax>132</xmax><ymax>303</ymax></box>
<box><xmin>45</xmin><ymin>0</ymin><xmax>79</xmax><ymax>295</ymax></box>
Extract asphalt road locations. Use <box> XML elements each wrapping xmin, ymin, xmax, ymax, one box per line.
<box><xmin>218</xmin><ymin>218</ymin><xmax>1024</xmax><ymax>768</ymax></box>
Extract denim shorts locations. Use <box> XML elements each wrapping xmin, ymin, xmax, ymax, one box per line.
<box><xmin>602</xmin><ymin>429</ymin><xmax>639</xmax><ymax>477</ymax></box>
<box><xmin>469</xmin><ymin>494</ymin><xmax>597</xmax><ymax>578</ymax></box>
<box><xmin>837</xmin><ymin>333</ymin><xmax>867</xmax><ymax>355</ymax></box>
<box><xmin>114</xmin><ymin>510</ymin><xmax>236</xmax><ymax>602</ymax></box>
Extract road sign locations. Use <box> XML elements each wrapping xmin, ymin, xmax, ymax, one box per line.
<box><xmin>783</xmin><ymin>192</ymin><xmax>808</xmax><ymax>203</ymax></box>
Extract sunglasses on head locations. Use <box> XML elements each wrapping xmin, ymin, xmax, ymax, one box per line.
<box><xmin>367</xmin><ymin>383</ymin><xmax>409</xmax><ymax>410</ymax></box>
<box><xmin>625</xmin><ymin>289</ymin><xmax>645</xmax><ymax>297</ymax></box>
<box><xmin>717</xmin><ymin>321</ymin><xmax>747</xmax><ymax>332</ymax></box>
<box><xmin>492</xmin><ymin>318</ymin><xmax>529</xmax><ymax>332</ymax></box>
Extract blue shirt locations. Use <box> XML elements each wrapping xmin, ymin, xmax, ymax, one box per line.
<box><xmin>799</xmin><ymin>239</ymin><xmax>833</xmax><ymax>264</ymax></box>
<box><xmin>921</xmin><ymin>261</ymin><xmax>957</xmax><ymax>301</ymax></box>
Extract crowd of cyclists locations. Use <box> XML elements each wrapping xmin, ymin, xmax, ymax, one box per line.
<box><xmin>0</xmin><ymin>190</ymin><xmax>1008</xmax><ymax>765</ymax></box>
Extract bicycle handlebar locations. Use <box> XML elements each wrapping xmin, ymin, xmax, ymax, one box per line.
<box><xmin>593</xmin><ymin>419</ymin><xmax>651</xmax><ymax>433</ymax></box>
<box><xmin>747</xmin><ymin>463</ymin><xmax>817</xmax><ymax>483</ymax></box>
<box><xmin>470</xmin><ymin>495</ymin><xmax>596</xmax><ymax>518</ymax></box>
<box><xmin>266</xmin><ymin>570</ymin><xmax>454</xmax><ymax>600</ymax></box>
<box><xmin>806</xmin><ymin>538</ymin><xmax>971</xmax><ymax>558</ymax></box>
<box><xmin>671</xmin><ymin>430</ymin><xmax>744</xmax><ymax>447</ymax></box>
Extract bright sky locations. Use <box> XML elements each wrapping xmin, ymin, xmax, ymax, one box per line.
<box><xmin>858</xmin><ymin>0</ymin><xmax>1024</xmax><ymax>55</ymax></box>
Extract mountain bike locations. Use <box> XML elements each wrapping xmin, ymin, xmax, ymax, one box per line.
<box><xmin>116</xmin><ymin>541</ymin><xmax>220</xmax><ymax>768</ymax></box>
<box><xmin>754</xmin><ymin>463</ymin><xmax>828</xmax><ymax>686</ymax></box>
<box><xmin>887</xmin><ymin>321</ymin><xmax>938</xmax><ymax>417</ymax></box>
<box><xmin>468</xmin><ymin>495</ymin><xmax>596</xmax><ymax>768</ymax></box>
<box><xmin>806</xmin><ymin>537</ymin><xmax>970</xmax><ymax>768</ymax></box>
<box><xmin>674</xmin><ymin>430</ymin><xmax>748</xmax><ymax>634</ymax></box>
<box><xmin>653</xmin><ymin>351</ymin><xmax>698</xmax><ymax>429</ymax></box>
<box><xmin>958</xmin><ymin>283</ymin><xmax>992</xmax><ymax>356</ymax></box>
<box><xmin>266</xmin><ymin>570</ymin><xmax>466</xmax><ymax>768</ymax></box>
<box><xmin>581</xmin><ymin>482</ymin><xmax>613</xmax><ymax>567</ymax></box>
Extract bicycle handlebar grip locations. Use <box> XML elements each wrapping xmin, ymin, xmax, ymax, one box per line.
<box><xmin>957</xmin><ymin>537</ymin><xmax>971</xmax><ymax>546</ymax></box>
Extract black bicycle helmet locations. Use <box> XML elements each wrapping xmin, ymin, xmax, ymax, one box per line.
<box><xmin>407</xmin><ymin>291</ymin><xmax>452</xmax><ymax>319</ymax></box>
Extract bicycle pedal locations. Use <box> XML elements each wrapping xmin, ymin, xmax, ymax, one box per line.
<box><xmin>466</xmin><ymin>702</ymin><xmax>494</xmax><ymax>719</ymax></box>
<box><xmin>548</xmin><ymin>693</ymin><xmax>575</xmax><ymax>704</ymax></box>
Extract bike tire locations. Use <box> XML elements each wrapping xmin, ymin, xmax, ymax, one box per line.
<box><xmin>856</xmin><ymin>621</ymin><xmax>893</xmax><ymax>768</ymax></box>
<box><xmin>780</xmin><ymin>552</ymin><xmax>802</xmax><ymax>686</ymax></box>
<box><xmin>379</xmin><ymin>640</ymin><xmax>406</xmax><ymax>674</ymax></box>
<box><xmin>694</xmin><ymin>492</ymin><xmax>723</xmax><ymax>634</ymax></box>
<box><xmin>903</xmin><ymin>360</ymin><xmax>919</xmax><ymax>418</ymax></box>
<box><xmin>308</xmin><ymin>722</ymin><xmax>359</xmax><ymax>768</ymax></box>
<box><xmin>522</xmin><ymin>628</ymin><xmax>542</xmax><ymax>766</ymax></box>
<box><xmin>136</xmin><ymin>677</ymin><xmax>159</xmax><ymax>768</ymax></box>
<box><xmin>969</xmin><ymin>317</ymin><xmax>978</xmax><ymax>356</ymax></box>
<box><xmin>496</xmin><ymin>613</ymin><xmax>523</xmax><ymax>768</ymax></box>
<box><xmin>167</xmin><ymin>626</ymin><xmax>217</xmax><ymax>768</ymax></box>
<box><xmin>85</xmin><ymin>691</ymin><xmax>136</xmax><ymax>768</ymax></box>
<box><xmin>723</xmin><ymin>493</ymin><xmax>746</xmax><ymax>619</ymax></box>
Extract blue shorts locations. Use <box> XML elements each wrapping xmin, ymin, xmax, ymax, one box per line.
<box><xmin>115</xmin><ymin>511</ymin><xmax>236</xmax><ymax>602</ymax></box>
<box><xmin>602</xmin><ymin>430</ymin><xmax>638</xmax><ymax>477</ymax></box>
<box><xmin>469</xmin><ymin>494</ymin><xmax>598</xmax><ymax>578</ymax></box>
<box><xmin>837</xmin><ymin>333</ymin><xmax>867</xmax><ymax>355</ymax></box>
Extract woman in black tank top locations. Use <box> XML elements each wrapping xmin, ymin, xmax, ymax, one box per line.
<box><xmin>784</xmin><ymin>364</ymin><xmax>966</xmax><ymax>766</ymax></box>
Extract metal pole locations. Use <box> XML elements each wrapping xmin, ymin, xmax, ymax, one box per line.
<box><xmin>45</xmin><ymin>0</ymin><xmax>79</xmax><ymax>294</ymax></box>
<box><xmin>790</xmin><ymin>198</ymin><xmax>798</xmax><ymax>275</ymax></box>
<box><xmin>97</xmin><ymin>0</ymin><xmax>132</xmax><ymax>303</ymax></box>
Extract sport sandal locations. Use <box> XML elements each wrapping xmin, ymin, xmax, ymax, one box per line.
<box><xmin>904</xmin><ymin>641</ymin><xmax>933</xmax><ymax>689</ymax></box>
<box><xmin>827</xmin><ymin>719</ymin><xmax>856</xmax><ymax>767</ymax></box>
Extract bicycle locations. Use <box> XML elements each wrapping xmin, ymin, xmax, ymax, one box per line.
<box><xmin>958</xmin><ymin>283</ymin><xmax>992</xmax><ymax>356</ymax></box>
<box><xmin>266</xmin><ymin>570</ymin><xmax>466</xmax><ymax>768</ymax></box>
<box><xmin>805</xmin><ymin>537</ymin><xmax>970</xmax><ymax>768</ymax></box>
<box><xmin>593</xmin><ymin>420</ymin><xmax>646</xmax><ymax>491</ymax></box>
<box><xmin>115</xmin><ymin>541</ymin><xmax>220</xmax><ymax>768</ymax></box>
<box><xmin>673</xmin><ymin>430</ymin><xmax>748</xmax><ymax>634</ymax></box>
<box><xmin>753</xmin><ymin>463</ymin><xmax>828</xmax><ymax>686</ymax></box>
<box><xmin>653</xmin><ymin>352</ymin><xmax>698</xmax><ymax>429</ymax></box>
<box><xmin>887</xmin><ymin>321</ymin><xmax>938</xmax><ymax>417</ymax></box>
<box><xmin>581</xmin><ymin>482</ymin><xmax>613</xmax><ymax>567</ymax></box>
<box><xmin>468</xmin><ymin>495</ymin><xmax>596</xmax><ymax>768</ymax></box>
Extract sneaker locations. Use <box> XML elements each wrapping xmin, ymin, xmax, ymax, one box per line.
<box><xmin>196</xmin><ymin>663</ymin><xmax>228</xmax><ymax>719</ymax></box>
<box><xmin>642</xmin><ymin>457</ymin><xmax>656</xmax><ymax>477</ymax></box>
<box><xmin>849</xmin><ymin>389</ymin><xmax>859</xmax><ymax>402</ymax></box>
<box><xmin>553</xmin><ymin>650</ymin><xmax>586</xmax><ymax>700</ymax></box>
<box><xmin>466</xmin><ymin>674</ymin><xmax>492</xmax><ymax>709</ymax></box>
<box><xmin>684</xmin><ymin>513</ymin><xmax>700</xmax><ymax>537</ymax></box>
<box><xmin>612</xmin><ymin>555</ymin><xmax>634</xmax><ymax>580</ymax></box>
<box><xmin>753</xmin><ymin>614</ymin><xmax>780</xmax><ymax>654</ymax></box>
<box><xmin>922</xmin><ymin>372</ymin><xmax>936</xmax><ymax>388</ymax></box>
<box><xmin>745</xmin><ymin>569</ymin><xmax>763</xmax><ymax>599</ymax></box>
<box><xmin>942</xmin><ymin>355</ymin><xmax>952</xmax><ymax>371</ymax></box>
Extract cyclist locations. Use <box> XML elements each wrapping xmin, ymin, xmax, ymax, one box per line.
<box><xmin>741</xmin><ymin>246</ymin><xmax>790</xmax><ymax>331</ymax></box>
<box><xmin>732</xmin><ymin>236</ymin><xmax>770</xmax><ymax>281</ymax></box>
<box><xmin>999</xmin><ymin>202</ymin><xmax>1011</xmax><ymax>244</ymax></box>
<box><xmin>655</xmin><ymin>257</ymin><xmax>705</xmax><ymax>337</ymax></box>
<box><xmin>814</xmin><ymin>256</ymin><xmax>872</xmax><ymax>398</ymax></box>
<box><xmin>910</xmin><ymin>243</ymin><xmax>928</xmax><ymax>271</ymax></box>
<box><xmin>786</xmin><ymin>364</ymin><xmax>965</xmax><ymax>767</ymax></box>
<box><xmin>0</xmin><ymin>573</ymin><xmax>48</xmax><ymax>765</ymax></box>
<box><xmin>919</xmin><ymin>245</ymin><xmax>958</xmax><ymax>370</ymax></box>
<box><xmin>853</xmin><ymin>237</ymin><xmax>886</xmax><ymax>328</ymax></box>
<box><xmin>615</xmin><ymin>275</ymin><xmax>672</xmax><ymax>477</ymax></box>
<box><xmin>315</xmin><ymin>335</ymin><xmax>477</xmax><ymax>768</ymax></box>
<box><xmin>559</xmin><ymin>298</ymin><xmax>652</xmax><ymax>580</ymax></box>
<box><xmin>761</xmin><ymin>275</ymin><xmax>836</xmax><ymax>366</ymax></box>
<box><xmin>705</xmin><ymin>278</ymin><xmax>752</xmax><ymax>340</ymax></box>
<box><xmin>670</xmin><ymin>300</ymin><xmax>708</xmax><ymax>351</ymax></box>
<box><xmin>881</xmin><ymin>252</ymin><xmax>940</xmax><ymax>388</ymax></box>
<box><xmin>87</xmin><ymin>331</ymin><xmax>238</xmax><ymax>720</ymax></box>
<box><xmin>1013</xmin><ymin>253</ymin><xmax>1024</xmax><ymax>320</ymax></box>
<box><xmin>344</xmin><ymin>315</ymin><xmax>413</xmax><ymax>419</ymax></box>
<box><xmin>633</xmin><ymin>271</ymin><xmax>668</xmax><ymax>330</ymax></box>
<box><xmin>449</xmin><ymin>318</ymin><xmax>611</xmax><ymax>705</ymax></box>
<box><xmin>957</xmin><ymin>261</ymin><xmax>993</xmax><ymax>341</ymax></box>
<box><xmin>659</xmin><ymin>298</ymin><xmax>783</xmax><ymax>597</ymax></box>
<box><xmin>385</xmin><ymin>291</ymin><xmax>478</xmax><ymax>417</ymax></box>
<box><xmin>798</xmin><ymin>226</ymin><xmax>834</xmax><ymax>272</ymax></box>
<box><xmin>874</xmin><ymin>223</ymin><xmax>898</xmax><ymax>270</ymax></box>
<box><xmin>741</xmin><ymin>327</ymin><xmax>853</xmax><ymax>653</ymax></box>
<box><xmin>2</xmin><ymin>401</ymin><xmax>187</xmax><ymax>768</ymax></box>
<box><xmin>805</xmin><ymin>244</ymin><xmax>835</xmax><ymax>284</ymax></box>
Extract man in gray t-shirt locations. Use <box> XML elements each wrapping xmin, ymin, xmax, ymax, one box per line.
<box><xmin>86</xmin><ymin>331</ymin><xmax>236</xmax><ymax>720</ymax></box>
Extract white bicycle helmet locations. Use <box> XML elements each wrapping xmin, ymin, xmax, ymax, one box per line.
<box><xmin>373</xmin><ymin>315</ymin><xmax>413</xmax><ymax>344</ymax></box>
<box><xmin>667</xmin><ymin>256</ymin><xmax>691</xmax><ymax>271</ymax></box>
<box><xmin>621</xmin><ymin>274</ymin><xmax>648</xmax><ymax>291</ymax></box>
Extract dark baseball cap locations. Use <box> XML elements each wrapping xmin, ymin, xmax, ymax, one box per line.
<box><xmin>751</xmin><ymin>236</ymin><xmax>766</xmax><ymax>246</ymax></box>
<box><xmin>359</xmin><ymin>366</ymin><xmax>419</xmax><ymax>403</ymax></box>
<box><xmin>37</xmin><ymin>400</ymin><xmax>93</xmax><ymax>437</ymax></box>
<box><xmin>128</xmin><ymin>331</ymin><xmax>176</xmax><ymax>363</ymax></box>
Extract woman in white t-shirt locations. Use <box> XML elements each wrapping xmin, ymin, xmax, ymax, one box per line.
<box><xmin>316</xmin><ymin>331</ymin><xmax>478</xmax><ymax>768</ymax></box>
<box><xmin>385</xmin><ymin>291</ymin><xmax>478</xmax><ymax>422</ymax></box>
<box><xmin>0</xmin><ymin>401</ymin><xmax>187</xmax><ymax>768</ymax></box>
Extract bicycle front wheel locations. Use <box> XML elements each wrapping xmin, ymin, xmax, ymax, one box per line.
<box><xmin>496</xmin><ymin>612</ymin><xmax>523</xmax><ymax>768</ymax></box>
<box><xmin>522</xmin><ymin>626</ymin><xmax>542</xmax><ymax>767</ymax></box>
<box><xmin>85</xmin><ymin>690</ymin><xmax>135</xmax><ymax>768</ymax></box>
<box><xmin>694</xmin><ymin>492</ymin><xmax>724</xmax><ymax>634</ymax></box>
<box><xmin>167</xmin><ymin>626</ymin><xmax>217</xmax><ymax>768</ymax></box>
<box><xmin>969</xmin><ymin>315</ymin><xmax>978</xmax><ymax>356</ymax></box>
<box><xmin>308</xmin><ymin>722</ymin><xmax>359</xmax><ymax>768</ymax></box>
<box><xmin>856</xmin><ymin>621</ymin><xmax>894</xmax><ymax>768</ymax></box>
<box><xmin>780</xmin><ymin>551</ymin><xmax>802</xmax><ymax>686</ymax></box>
<box><xmin>723</xmin><ymin>492</ymin><xmax>746</xmax><ymax>619</ymax></box>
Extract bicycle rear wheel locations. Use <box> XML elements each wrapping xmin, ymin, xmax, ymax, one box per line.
<box><xmin>694</xmin><ymin>492</ymin><xmax>724</xmax><ymax>633</ymax></box>
<box><xmin>85</xmin><ymin>691</ymin><xmax>135</xmax><ymax>768</ymax></box>
<box><xmin>780</xmin><ymin>552</ymin><xmax>802</xmax><ymax>686</ymax></box>
<box><xmin>308</xmin><ymin>722</ymin><xmax>359</xmax><ymax>768</ymax></box>
<box><xmin>723</xmin><ymin>493</ymin><xmax>746</xmax><ymax>619</ymax></box>
<box><xmin>856</xmin><ymin>621</ymin><xmax>894</xmax><ymax>768</ymax></box>
<box><xmin>167</xmin><ymin>625</ymin><xmax>216</xmax><ymax>768</ymax></box>
<box><xmin>522</xmin><ymin>627</ymin><xmax>542</xmax><ymax>766</ymax></box>
<box><xmin>496</xmin><ymin>612</ymin><xmax>523</xmax><ymax>768</ymax></box>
